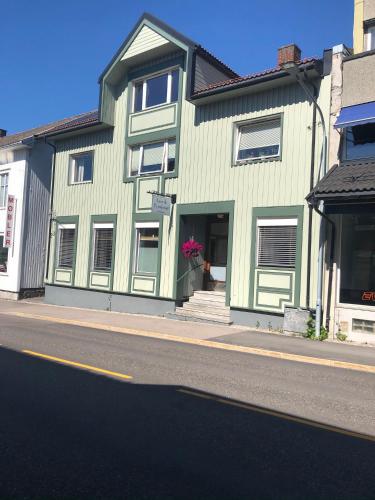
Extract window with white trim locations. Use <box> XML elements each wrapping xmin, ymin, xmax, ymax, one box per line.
<box><xmin>365</xmin><ymin>24</ymin><xmax>375</xmax><ymax>51</ymax></box>
<box><xmin>257</xmin><ymin>218</ymin><xmax>297</xmax><ymax>268</ymax></box>
<box><xmin>236</xmin><ymin>117</ymin><xmax>281</xmax><ymax>162</ymax></box>
<box><xmin>129</xmin><ymin>139</ymin><xmax>176</xmax><ymax>176</ymax></box>
<box><xmin>57</xmin><ymin>224</ymin><xmax>76</xmax><ymax>269</ymax></box>
<box><xmin>133</xmin><ymin>68</ymin><xmax>179</xmax><ymax>112</ymax></box>
<box><xmin>0</xmin><ymin>235</ymin><xmax>8</xmax><ymax>272</ymax></box>
<box><xmin>70</xmin><ymin>152</ymin><xmax>93</xmax><ymax>184</ymax></box>
<box><xmin>0</xmin><ymin>173</ymin><xmax>9</xmax><ymax>208</ymax></box>
<box><xmin>134</xmin><ymin>222</ymin><xmax>159</xmax><ymax>274</ymax></box>
<box><xmin>92</xmin><ymin>223</ymin><xmax>114</xmax><ymax>272</ymax></box>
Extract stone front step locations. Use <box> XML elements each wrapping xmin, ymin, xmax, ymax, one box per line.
<box><xmin>181</xmin><ymin>302</ymin><xmax>230</xmax><ymax>317</ymax></box>
<box><xmin>174</xmin><ymin>307</ymin><xmax>232</xmax><ymax>325</ymax></box>
<box><xmin>189</xmin><ymin>291</ymin><xmax>226</xmax><ymax>306</ymax></box>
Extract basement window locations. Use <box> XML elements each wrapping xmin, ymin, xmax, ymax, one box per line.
<box><xmin>257</xmin><ymin>218</ymin><xmax>297</xmax><ymax>268</ymax></box>
<box><xmin>92</xmin><ymin>223</ymin><xmax>114</xmax><ymax>272</ymax></box>
<box><xmin>57</xmin><ymin>224</ymin><xmax>76</xmax><ymax>269</ymax></box>
<box><xmin>129</xmin><ymin>139</ymin><xmax>175</xmax><ymax>176</ymax></box>
<box><xmin>133</xmin><ymin>68</ymin><xmax>179</xmax><ymax>112</ymax></box>
<box><xmin>236</xmin><ymin>117</ymin><xmax>281</xmax><ymax>163</ymax></box>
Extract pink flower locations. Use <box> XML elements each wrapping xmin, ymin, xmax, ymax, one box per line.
<box><xmin>181</xmin><ymin>239</ymin><xmax>204</xmax><ymax>259</ymax></box>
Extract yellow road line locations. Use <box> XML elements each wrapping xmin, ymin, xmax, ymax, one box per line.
<box><xmin>4</xmin><ymin>311</ymin><xmax>375</xmax><ymax>375</ymax></box>
<box><xmin>22</xmin><ymin>349</ymin><xmax>132</xmax><ymax>380</ymax></box>
<box><xmin>178</xmin><ymin>388</ymin><xmax>375</xmax><ymax>443</ymax></box>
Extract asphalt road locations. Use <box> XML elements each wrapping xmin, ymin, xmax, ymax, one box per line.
<box><xmin>0</xmin><ymin>314</ymin><xmax>375</xmax><ymax>499</ymax></box>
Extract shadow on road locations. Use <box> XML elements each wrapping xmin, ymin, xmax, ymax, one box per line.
<box><xmin>0</xmin><ymin>346</ymin><xmax>374</xmax><ymax>499</ymax></box>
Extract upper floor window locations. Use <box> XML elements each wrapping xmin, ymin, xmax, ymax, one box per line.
<box><xmin>365</xmin><ymin>23</ymin><xmax>375</xmax><ymax>51</ymax></box>
<box><xmin>133</xmin><ymin>68</ymin><xmax>179</xmax><ymax>112</ymax></box>
<box><xmin>0</xmin><ymin>172</ymin><xmax>9</xmax><ymax>208</ymax></box>
<box><xmin>235</xmin><ymin>117</ymin><xmax>281</xmax><ymax>163</ymax></box>
<box><xmin>129</xmin><ymin>139</ymin><xmax>175</xmax><ymax>176</ymax></box>
<box><xmin>70</xmin><ymin>152</ymin><xmax>93</xmax><ymax>184</ymax></box>
<box><xmin>257</xmin><ymin>218</ymin><xmax>297</xmax><ymax>268</ymax></box>
<box><xmin>345</xmin><ymin>123</ymin><xmax>375</xmax><ymax>160</ymax></box>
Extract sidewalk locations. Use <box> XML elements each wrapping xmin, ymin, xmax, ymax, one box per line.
<box><xmin>0</xmin><ymin>298</ymin><xmax>374</xmax><ymax>368</ymax></box>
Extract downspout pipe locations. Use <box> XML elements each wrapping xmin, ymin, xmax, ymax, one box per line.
<box><xmin>44</xmin><ymin>138</ymin><xmax>56</xmax><ymax>281</ymax></box>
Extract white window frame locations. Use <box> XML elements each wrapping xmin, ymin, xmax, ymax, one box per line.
<box><xmin>56</xmin><ymin>223</ymin><xmax>76</xmax><ymax>269</ymax></box>
<box><xmin>365</xmin><ymin>25</ymin><xmax>375</xmax><ymax>51</ymax></box>
<box><xmin>256</xmin><ymin>217</ymin><xmax>298</xmax><ymax>268</ymax></box>
<box><xmin>69</xmin><ymin>151</ymin><xmax>93</xmax><ymax>185</ymax></box>
<box><xmin>134</xmin><ymin>222</ymin><xmax>159</xmax><ymax>275</ymax></box>
<box><xmin>132</xmin><ymin>67</ymin><xmax>179</xmax><ymax>113</ymax></box>
<box><xmin>91</xmin><ymin>222</ymin><xmax>114</xmax><ymax>272</ymax></box>
<box><xmin>0</xmin><ymin>171</ymin><xmax>9</xmax><ymax>209</ymax></box>
<box><xmin>129</xmin><ymin>139</ymin><xmax>175</xmax><ymax>177</ymax></box>
<box><xmin>235</xmin><ymin>116</ymin><xmax>281</xmax><ymax>163</ymax></box>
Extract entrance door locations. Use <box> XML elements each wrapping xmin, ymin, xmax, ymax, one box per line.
<box><xmin>204</xmin><ymin>214</ymin><xmax>229</xmax><ymax>291</ymax></box>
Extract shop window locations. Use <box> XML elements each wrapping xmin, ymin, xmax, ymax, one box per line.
<box><xmin>236</xmin><ymin>117</ymin><xmax>281</xmax><ymax>163</ymax></box>
<box><xmin>133</xmin><ymin>68</ymin><xmax>179</xmax><ymax>112</ymax></box>
<box><xmin>57</xmin><ymin>224</ymin><xmax>76</xmax><ymax>269</ymax></box>
<box><xmin>135</xmin><ymin>223</ymin><xmax>159</xmax><ymax>274</ymax></box>
<box><xmin>340</xmin><ymin>214</ymin><xmax>375</xmax><ymax>306</ymax></box>
<box><xmin>0</xmin><ymin>172</ymin><xmax>9</xmax><ymax>207</ymax></box>
<box><xmin>92</xmin><ymin>224</ymin><xmax>114</xmax><ymax>272</ymax></box>
<box><xmin>257</xmin><ymin>218</ymin><xmax>297</xmax><ymax>268</ymax></box>
<box><xmin>0</xmin><ymin>235</ymin><xmax>8</xmax><ymax>272</ymax></box>
<box><xmin>345</xmin><ymin>123</ymin><xmax>375</xmax><ymax>160</ymax></box>
<box><xmin>129</xmin><ymin>139</ymin><xmax>175</xmax><ymax>176</ymax></box>
<box><xmin>70</xmin><ymin>152</ymin><xmax>93</xmax><ymax>184</ymax></box>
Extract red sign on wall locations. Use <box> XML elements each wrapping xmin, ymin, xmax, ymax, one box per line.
<box><xmin>4</xmin><ymin>195</ymin><xmax>16</xmax><ymax>249</ymax></box>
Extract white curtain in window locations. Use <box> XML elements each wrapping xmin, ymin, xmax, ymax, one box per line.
<box><xmin>239</xmin><ymin>119</ymin><xmax>280</xmax><ymax>150</ymax></box>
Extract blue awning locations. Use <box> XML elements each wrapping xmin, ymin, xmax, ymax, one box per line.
<box><xmin>334</xmin><ymin>101</ymin><xmax>375</xmax><ymax>128</ymax></box>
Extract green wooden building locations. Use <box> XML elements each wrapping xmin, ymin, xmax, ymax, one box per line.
<box><xmin>43</xmin><ymin>13</ymin><xmax>332</xmax><ymax>328</ymax></box>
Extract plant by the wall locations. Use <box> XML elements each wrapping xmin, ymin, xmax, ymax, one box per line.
<box><xmin>336</xmin><ymin>332</ymin><xmax>347</xmax><ymax>342</ymax></box>
<box><xmin>304</xmin><ymin>316</ymin><xmax>328</xmax><ymax>341</ymax></box>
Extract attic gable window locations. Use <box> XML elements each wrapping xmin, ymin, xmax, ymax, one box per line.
<box><xmin>133</xmin><ymin>68</ymin><xmax>179</xmax><ymax>112</ymax></box>
<box><xmin>235</xmin><ymin>117</ymin><xmax>281</xmax><ymax>163</ymax></box>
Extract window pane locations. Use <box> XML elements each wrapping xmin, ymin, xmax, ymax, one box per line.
<box><xmin>72</xmin><ymin>153</ymin><xmax>92</xmax><ymax>183</ymax></box>
<box><xmin>130</xmin><ymin>146</ymin><xmax>140</xmax><ymax>176</ymax></box>
<box><xmin>257</xmin><ymin>225</ymin><xmax>297</xmax><ymax>267</ymax></box>
<box><xmin>171</xmin><ymin>69</ymin><xmax>179</xmax><ymax>102</ymax></box>
<box><xmin>93</xmin><ymin>228</ymin><xmax>113</xmax><ymax>271</ymax></box>
<box><xmin>58</xmin><ymin>228</ymin><xmax>75</xmax><ymax>269</ymax></box>
<box><xmin>136</xmin><ymin>227</ymin><xmax>159</xmax><ymax>274</ymax></box>
<box><xmin>340</xmin><ymin>214</ymin><xmax>375</xmax><ymax>306</ymax></box>
<box><xmin>167</xmin><ymin>140</ymin><xmax>176</xmax><ymax>172</ymax></box>
<box><xmin>134</xmin><ymin>82</ymin><xmax>143</xmax><ymax>112</ymax></box>
<box><xmin>0</xmin><ymin>235</ymin><xmax>8</xmax><ymax>272</ymax></box>
<box><xmin>346</xmin><ymin>124</ymin><xmax>375</xmax><ymax>160</ymax></box>
<box><xmin>146</xmin><ymin>73</ymin><xmax>168</xmax><ymax>108</ymax></box>
<box><xmin>0</xmin><ymin>173</ymin><xmax>8</xmax><ymax>207</ymax></box>
<box><xmin>141</xmin><ymin>142</ymin><xmax>164</xmax><ymax>174</ymax></box>
<box><xmin>238</xmin><ymin>119</ymin><xmax>280</xmax><ymax>160</ymax></box>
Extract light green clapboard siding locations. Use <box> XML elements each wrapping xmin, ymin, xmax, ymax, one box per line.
<box><xmin>49</xmin><ymin>58</ymin><xmax>331</xmax><ymax>310</ymax></box>
<box><xmin>121</xmin><ymin>25</ymin><xmax>169</xmax><ymax>61</ymax></box>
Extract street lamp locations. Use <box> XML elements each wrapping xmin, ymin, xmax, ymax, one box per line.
<box><xmin>280</xmin><ymin>60</ymin><xmax>328</xmax><ymax>339</ymax></box>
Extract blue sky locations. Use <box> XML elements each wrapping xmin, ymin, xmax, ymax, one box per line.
<box><xmin>2</xmin><ymin>0</ymin><xmax>353</xmax><ymax>134</ymax></box>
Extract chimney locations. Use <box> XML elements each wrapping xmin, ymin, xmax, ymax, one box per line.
<box><xmin>0</xmin><ymin>129</ymin><xmax>6</xmax><ymax>138</ymax></box>
<box><xmin>278</xmin><ymin>44</ymin><xmax>301</xmax><ymax>67</ymax></box>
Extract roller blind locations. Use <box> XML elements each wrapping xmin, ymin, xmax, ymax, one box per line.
<box><xmin>93</xmin><ymin>228</ymin><xmax>113</xmax><ymax>271</ymax></box>
<box><xmin>58</xmin><ymin>228</ymin><xmax>75</xmax><ymax>268</ymax></box>
<box><xmin>257</xmin><ymin>224</ymin><xmax>297</xmax><ymax>268</ymax></box>
<box><xmin>238</xmin><ymin>119</ymin><xmax>280</xmax><ymax>159</ymax></box>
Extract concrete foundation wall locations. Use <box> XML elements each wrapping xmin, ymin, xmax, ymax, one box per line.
<box><xmin>231</xmin><ymin>308</ymin><xmax>283</xmax><ymax>330</ymax></box>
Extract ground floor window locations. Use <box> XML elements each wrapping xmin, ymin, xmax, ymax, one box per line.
<box><xmin>92</xmin><ymin>223</ymin><xmax>114</xmax><ymax>272</ymax></box>
<box><xmin>57</xmin><ymin>224</ymin><xmax>76</xmax><ymax>269</ymax></box>
<box><xmin>256</xmin><ymin>217</ymin><xmax>297</xmax><ymax>268</ymax></box>
<box><xmin>135</xmin><ymin>222</ymin><xmax>159</xmax><ymax>274</ymax></box>
<box><xmin>0</xmin><ymin>235</ymin><xmax>8</xmax><ymax>272</ymax></box>
<box><xmin>340</xmin><ymin>214</ymin><xmax>375</xmax><ymax>306</ymax></box>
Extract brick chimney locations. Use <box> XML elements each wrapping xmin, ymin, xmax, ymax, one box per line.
<box><xmin>0</xmin><ymin>129</ymin><xmax>6</xmax><ymax>138</ymax></box>
<box><xmin>278</xmin><ymin>44</ymin><xmax>301</xmax><ymax>67</ymax></box>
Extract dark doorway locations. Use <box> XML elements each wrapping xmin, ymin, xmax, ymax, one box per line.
<box><xmin>204</xmin><ymin>214</ymin><xmax>229</xmax><ymax>291</ymax></box>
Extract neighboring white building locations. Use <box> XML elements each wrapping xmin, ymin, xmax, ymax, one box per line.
<box><xmin>0</xmin><ymin>113</ymin><xmax>93</xmax><ymax>299</ymax></box>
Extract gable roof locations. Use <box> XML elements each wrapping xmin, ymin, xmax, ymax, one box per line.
<box><xmin>0</xmin><ymin>111</ymin><xmax>99</xmax><ymax>148</ymax></box>
<box><xmin>99</xmin><ymin>12</ymin><xmax>238</xmax><ymax>84</ymax></box>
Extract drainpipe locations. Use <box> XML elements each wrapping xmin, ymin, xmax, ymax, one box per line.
<box><xmin>44</xmin><ymin>139</ymin><xmax>56</xmax><ymax>281</ymax></box>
